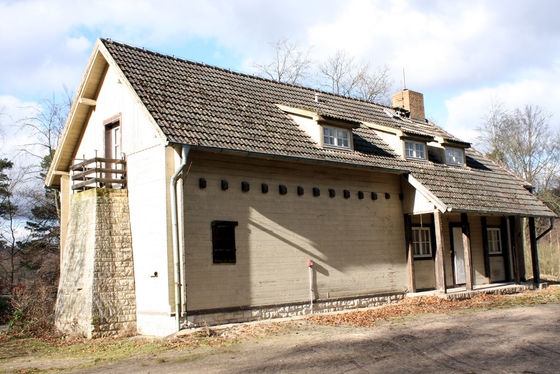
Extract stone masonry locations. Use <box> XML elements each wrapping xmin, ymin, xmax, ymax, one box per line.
<box><xmin>185</xmin><ymin>293</ymin><xmax>404</xmax><ymax>328</ymax></box>
<box><xmin>55</xmin><ymin>188</ymin><xmax>137</xmax><ymax>338</ymax></box>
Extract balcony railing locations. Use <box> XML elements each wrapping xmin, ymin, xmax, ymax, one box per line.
<box><xmin>71</xmin><ymin>157</ymin><xmax>127</xmax><ymax>191</ymax></box>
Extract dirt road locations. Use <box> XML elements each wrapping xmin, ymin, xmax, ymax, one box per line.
<box><xmin>75</xmin><ymin>302</ymin><xmax>560</xmax><ymax>373</ymax></box>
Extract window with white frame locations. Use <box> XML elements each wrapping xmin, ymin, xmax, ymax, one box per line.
<box><xmin>323</xmin><ymin>126</ymin><xmax>350</xmax><ymax>149</ymax></box>
<box><xmin>446</xmin><ymin>147</ymin><xmax>464</xmax><ymax>165</ymax></box>
<box><xmin>487</xmin><ymin>228</ymin><xmax>502</xmax><ymax>254</ymax></box>
<box><xmin>405</xmin><ymin>141</ymin><xmax>426</xmax><ymax>160</ymax></box>
<box><xmin>412</xmin><ymin>227</ymin><xmax>432</xmax><ymax>258</ymax></box>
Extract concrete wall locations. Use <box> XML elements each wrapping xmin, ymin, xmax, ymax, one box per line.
<box><xmin>55</xmin><ymin>189</ymin><xmax>136</xmax><ymax>338</ymax></box>
<box><xmin>183</xmin><ymin>151</ymin><xmax>408</xmax><ymax>316</ymax></box>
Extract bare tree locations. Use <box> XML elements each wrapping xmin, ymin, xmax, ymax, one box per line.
<box><xmin>477</xmin><ymin>98</ymin><xmax>510</xmax><ymax>165</ymax></box>
<box><xmin>254</xmin><ymin>39</ymin><xmax>394</xmax><ymax>103</ymax></box>
<box><xmin>317</xmin><ymin>50</ymin><xmax>393</xmax><ymax>104</ymax></box>
<box><xmin>477</xmin><ymin>102</ymin><xmax>560</xmax><ymax>192</ymax></box>
<box><xmin>317</xmin><ymin>50</ymin><xmax>360</xmax><ymax>96</ymax></box>
<box><xmin>253</xmin><ymin>38</ymin><xmax>313</xmax><ymax>85</ymax></box>
<box><xmin>355</xmin><ymin>63</ymin><xmax>393</xmax><ymax>105</ymax></box>
<box><xmin>18</xmin><ymin>86</ymin><xmax>73</xmax><ymax>165</ymax></box>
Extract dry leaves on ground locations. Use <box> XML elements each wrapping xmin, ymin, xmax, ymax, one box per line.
<box><xmin>307</xmin><ymin>288</ymin><xmax>560</xmax><ymax>327</ymax></box>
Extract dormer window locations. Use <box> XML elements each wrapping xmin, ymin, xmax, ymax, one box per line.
<box><xmin>405</xmin><ymin>140</ymin><xmax>426</xmax><ymax>160</ymax></box>
<box><xmin>275</xmin><ymin>104</ymin><xmax>358</xmax><ymax>151</ymax></box>
<box><xmin>445</xmin><ymin>147</ymin><xmax>464</xmax><ymax>166</ymax></box>
<box><xmin>323</xmin><ymin>126</ymin><xmax>350</xmax><ymax>149</ymax></box>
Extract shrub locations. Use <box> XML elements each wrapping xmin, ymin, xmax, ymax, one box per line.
<box><xmin>8</xmin><ymin>282</ymin><xmax>57</xmax><ymax>337</ymax></box>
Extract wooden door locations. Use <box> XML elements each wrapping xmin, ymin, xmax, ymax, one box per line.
<box><xmin>452</xmin><ymin>227</ymin><xmax>466</xmax><ymax>285</ymax></box>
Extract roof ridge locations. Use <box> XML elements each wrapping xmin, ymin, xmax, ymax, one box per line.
<box><xmin>99</xmin><ymin>38</ymin><xmax>394</xmax><ymax>109</ymax></box>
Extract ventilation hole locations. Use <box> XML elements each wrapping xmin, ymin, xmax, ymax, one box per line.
<box><xmin>371</xmin><ymin>192</ymin><xmax>378</xmax><ymax>200</ymax></box>
<box><xmin>313</xmin><ymin>187</ymin><xmax>320</xmax><ymax>197</ymax></box>
<box><xmin>329</xmin><ymin>188</ymin><xmax>335</xmax><ymax>198</ymax></box>
<box><xmin>261</xmin><ymin>183</ymin><xmax>268</xmax><ymax>193</ymax></box>
<box><xmin>199</xmin><ymin>178</ymin><xmax>207</xmax><ymax>189</ymax></box>
<box><xmin>279</xmin><ymin>185</ymin><xmax>287</xmax><ymax>195</ymax></box>
<box><xmin>241</xmin><ymin>181</ymin><xmax>250</xmax><ymax>192</ymax></box>
<box><xmin>221</xmin><ymin>180</ymin><xmax>228</xmax><ymax>191</ymax></box>
<box><xmin>297</xmin><ymin>186</ymin><xmax>304</xmax><ymax>196</ymax></box>
<box><xmin>343</xmin><ymin>190</ymin><xmax>350</xmax><ymax>199</ymax></box>
<box><xmin>358</xmin><ymin>191</ymin><xmax>364</xmax><ymax>199</ymax></box>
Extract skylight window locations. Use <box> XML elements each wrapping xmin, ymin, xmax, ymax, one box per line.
<box><xmin>445</xmin><ymin>147</ymin><xmax>464</xmax><ymax>165</ymax></box>
<box><xmin>323</xmin><ymin>126</ymin><xmax>350</xmax><ymax>149</ymax></box>
<box><xmin>405</xmin><ymin>141</ymin><xmax>426</xmax><ymax>160</ymax></box>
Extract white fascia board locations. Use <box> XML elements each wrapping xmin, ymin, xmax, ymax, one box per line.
<box><xmin>407</xmin><ymin>174</ymin><xmax>448</xmax><ymax>213</ymax></box>
<box><xmin>45</xmin><ymin>41</ymin><xmax>106</xmax><ymax>187</ymax></box>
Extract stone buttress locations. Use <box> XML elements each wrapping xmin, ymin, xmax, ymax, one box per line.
<box><xmin>55</xmin><ymin>188</ymin><xmax>136</xmax><ymax>338</ymax></box>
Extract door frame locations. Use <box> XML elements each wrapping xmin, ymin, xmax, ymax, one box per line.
<box><xmin>449</xmin><ymin>222</ymin><xmax>465</xmax><ymax>286</ymax></box>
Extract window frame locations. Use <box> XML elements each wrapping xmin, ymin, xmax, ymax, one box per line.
<box><xmin>404</xmin><ymin>140</ymin><xmax>427</xmax><ymax>160</ymax></box>
<box><xmin>211</xmin><ymin>220</ymin><xmax>238</xmax><ymax>264</ymax></box>
<box><xmin>412</xmin><ymin>226</ymin><xmax>433</xmax><ymax>259</ymax></box>
<box><xmin>322</xmin><ymin>125</ymin><xmax>351</xmax><ymax>150</ymax></box>
<box><xmin>487</xmin><ymin>227</ymin><xmax>502</xmax><ymax>255</ymax></box>
<box><xmin>445</xmin><ymin>147</ymin><xmax>464</xmax><ymax>166</ymax></box>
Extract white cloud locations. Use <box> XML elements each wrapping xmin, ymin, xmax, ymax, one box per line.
<box><xmin>2</xmin><ymin>0</ymin><xmax>560</xmax><ymax>156</ymax></box>
<box><xmin>443</xmin><ymin>64</ymin><xmax>560</xmax><ymax>145</ymax></box>
<box><xmin>0</xmin><ymin>95</ymin><xmax>41</xmax><ymax>161</ymax></box>
<box><xmin>66</xmin><ymin>36</ymin><xmax>92</xmax><ymax>53</ymax></box>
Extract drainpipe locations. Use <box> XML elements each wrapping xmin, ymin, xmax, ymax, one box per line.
<box><xmin>170</xmin><ymin>145</ymin><xmax>190</xmax><ymax>332</ymax></box>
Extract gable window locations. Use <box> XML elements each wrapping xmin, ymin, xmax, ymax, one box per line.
<box><xmin>405</xmin><ymin>141</ymin><xmax>426</xmax><ymax>160</ymax></box>
<box><xmin>412</xmin><ymin>227</ymin><xmax>432</xmax><ymax>258</ymax></box>
<box><xmin>446</xmin><ymin>147</ymin><xmax>464</xmax><ymax>165</ymax></box>
<box><xmin>487</xmin><ymin>228</ymin><xmax>502</xmax><ymax>254</ymax></box>
<box><xmin>323</xmin><ymin>126</ymin><xmax>350</xmax><ymax>149</ymax></box>
<box><xmin>211</xmin><ymin>221</ymin><xmax>238</xmax><ymax>264</ymax></box>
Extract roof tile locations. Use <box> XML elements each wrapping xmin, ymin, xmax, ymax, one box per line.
<box><xmin>102</xmin><ymin>39</ymin><xmax>554</xmax><ymax>217</ymax></box>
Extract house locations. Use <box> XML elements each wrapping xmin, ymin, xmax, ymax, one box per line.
<box><xmin>46</xmin><ymin>38</ymin><xmax>556</xmax><ymax>338</ymax></box>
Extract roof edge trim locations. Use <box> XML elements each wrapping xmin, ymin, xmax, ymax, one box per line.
<box><xmin>406</xmin><ymin>174</ymin><xmax>448</xmax><ymax>213</ymax></box>
<box><xmin>167</xmin><ymin>142</ymin><xmax>409</xmax><ymax>175</ymax></box>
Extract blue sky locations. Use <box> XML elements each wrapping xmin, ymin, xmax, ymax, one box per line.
<box><xmin>2</xmin><ymin>0</ymin><xmax>560</xmax><ymax>158</ymax></box>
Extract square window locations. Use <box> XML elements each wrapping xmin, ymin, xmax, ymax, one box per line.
<box><xmin>412</xmin><ymin>227</ymin><xmax>432</xmax><ymax>258</ymax></box>
<box><xmin>211</xmin><ymin>221</ymin><xmax>238</xmax><ymax>263</ymax></box>
<box><xmin>323</xmin><ymin>126</ymin><xmax>350</xmax><ymax>149</ymax></box>
<box><xmin>487</xmin><ymin>228</ymin><xmax>502</xmax><ymax>254</ymax></box>
<box><xmin>405</xmin><ymin>141</ymin><xmax>426</xmax><ymax>160</ymax></box>
<box><xmin>446</xmin><ymin>147</ymin><xmax>464</xmax><ymax>165</ymax></box>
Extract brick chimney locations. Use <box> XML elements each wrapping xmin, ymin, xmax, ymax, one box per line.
<box><xmin>392</xmin><ymin>89</ymin><xmax>425</xmax><ymax>121</ymax></box>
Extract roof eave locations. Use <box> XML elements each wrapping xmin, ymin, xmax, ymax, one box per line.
<box><xmin>45</xmin><ymin>40</ymin><xmax>109</xmax><ymax>187</ymax></box>
<box><xmin>166</xmin><ymin>142</ymin><xmax>409</xmax><ymax>175</ymax></box>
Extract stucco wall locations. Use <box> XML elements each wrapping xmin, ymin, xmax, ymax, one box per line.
<box><xmin>68</xmin><ymin>64</ymin><xmax>173</xmax><ymax>335</ymax></box>
<box><xmin>183</xmin><ymin>151</ymin><xmax>408</xmax><ymax>313</ymax></box>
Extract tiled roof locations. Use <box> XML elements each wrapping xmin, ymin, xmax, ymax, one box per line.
<box><xmin>101</xmin><ymin>39</ymin><xmax>554</xmax><ymax>217</ymax></box>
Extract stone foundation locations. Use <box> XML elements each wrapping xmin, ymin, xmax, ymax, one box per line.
<box><xmin>55</xmin><ymin>188</ymin><xmax>137</xmax><ymax>338</ymax></box>
<box><xmin>185</xmin><ymin>293</ymin><xmax>404</xmax><ymax>327</ymax></box>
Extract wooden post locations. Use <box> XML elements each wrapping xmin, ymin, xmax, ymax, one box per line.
<box><xmin>434</xmin><ymin>211</ymin><xmax>447</xmax><ymax>293</ymax></box>
<box><xmin>461</xmin><ymin>213</ymin><xmax>473</xmax><ymax>291</ymax></box>
<box><xmin>509</xmin><ymin>216</ymin><xmax>520</xmax><ymax>285</ymax></box>
<box><xmin>480</xmin><ymin>217</ymin><xmax>491</xmax><ymax>282</ymax></box>
<box><xmin>404</xmin><ymin>214</ymin><xmax>416</xmax><ymax>293</ymax></box>
<box><xmin>500</xmin><ymin>217</ymin><xmax>512</xmax><ymax>282</ymax></box>
<box><xmin>529</xmin><ymin>217</ymin><xmax>540</xmax><ymax>285</ymax></box>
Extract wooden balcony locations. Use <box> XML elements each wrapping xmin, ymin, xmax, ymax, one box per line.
<box><xmin>71</xmin><ymin>157</ymin><xmax>127</xmax><ymax>191</ymax></box>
